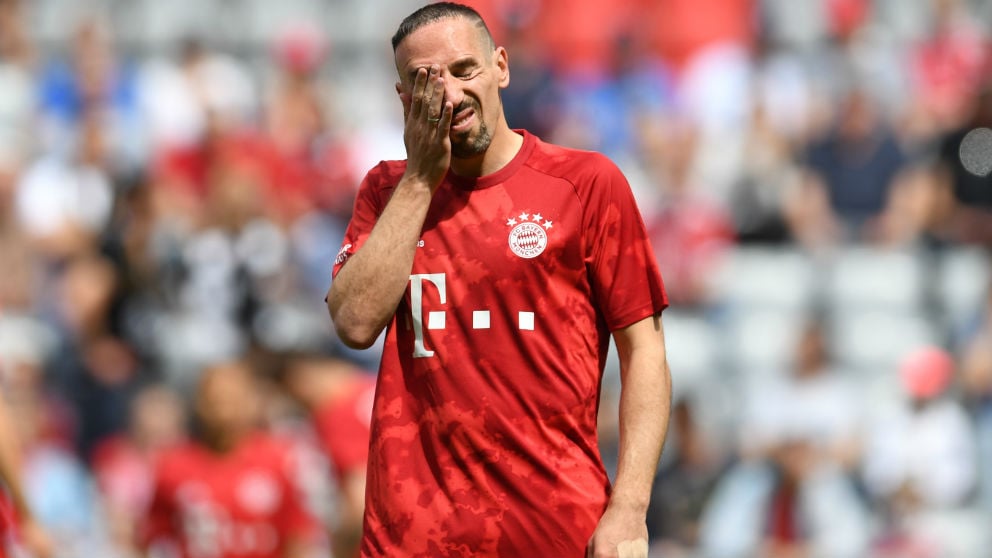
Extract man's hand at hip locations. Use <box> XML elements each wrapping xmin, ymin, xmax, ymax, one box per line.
<box><xmin>586</xmin><ymin>504</ymin><xmax>649</xmax><ymax>558</ymax></box>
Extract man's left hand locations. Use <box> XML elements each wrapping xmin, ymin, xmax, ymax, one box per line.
<box><xmin>586</xmin><ymin>505</ymin><xmax>649</xmax><ymax>558</ymax></box>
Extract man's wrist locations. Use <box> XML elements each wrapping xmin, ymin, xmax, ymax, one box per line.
<box><xmin>605</xmin><ymin>492</ymin><xmax>650</xmax><ymax>517</ymax></box>
<box><xmin>397</xmin><ymin>174</ymin><xmax>440</xmax><ymax>197</ymax></box>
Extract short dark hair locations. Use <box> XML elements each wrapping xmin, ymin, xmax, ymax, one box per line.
<box><xmin>391</xmin><ymin>2</ymin><xmax>494</xmax><ymax>51</ymax></box>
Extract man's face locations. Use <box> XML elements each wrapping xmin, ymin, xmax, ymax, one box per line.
<box><xmin>395</xmin><ymin>17</ymin><xmax>509</xmax><ymax>158</ymax></box>
<box><xmin>196</xmin><ymin>363</ymin><xmax>261</xmax><ymax>437</ymax></box>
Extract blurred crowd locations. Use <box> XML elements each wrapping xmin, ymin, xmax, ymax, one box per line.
<box><xmin>1</xmin><ymin>0</ymin><xmax>992</xmax><ymax>557</ymax></box>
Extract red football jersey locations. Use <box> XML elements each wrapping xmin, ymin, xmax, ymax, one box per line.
<box><xmin>92</xmin><ymin>435</ymin><xmax>157</xmax><ymax>519</ymax></box>
<box><xmin>141</xmin><ymin>432</ymin><xmax>318</xmax><ymax>558</ymax></box>
<box><xmin>333</xmin><ymin>131</ymin><xmax>667</xmax><ymax>557</ymax></box>
<box><xmin>311</xmin><ymin>375</ymin><xmax>375</xmax><ymax>481</ymax></box>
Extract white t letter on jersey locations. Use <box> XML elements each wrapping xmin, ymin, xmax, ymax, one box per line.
<box><xmin>409</xmin><ymin>273</ymin><xmax>446</xmax><ymax>358</ymax></box>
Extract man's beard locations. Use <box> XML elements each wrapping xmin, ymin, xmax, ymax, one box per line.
<box><xmin>451</xmin><ymin>106</ymin><xmax>492</xmax><ymax>158</ymax></box>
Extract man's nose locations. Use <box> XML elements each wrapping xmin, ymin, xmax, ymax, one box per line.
<box><xmin>441</xmin><ymin>76</ymin><xmax>464</xmax><ymax>109</ymax></box>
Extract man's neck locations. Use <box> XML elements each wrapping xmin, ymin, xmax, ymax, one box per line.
<box><xmin>449</xmin><ymin>124</ymin><xmax>524</xmax><ymax>178</ymax></box>
<box><xmin>201</xmin><ymin>428</ymin><xmax>251</xmax><ymax>454</ymax></box>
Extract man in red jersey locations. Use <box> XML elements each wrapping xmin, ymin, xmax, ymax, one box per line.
<box><xmin>325</xmin><ymin>3</ymin><xmax>672</xmax><ymax>557</ymax></box>
<box><xmin>140</xmin><ymin>361</ymin><xmax>320</xmax><ymax>558</ymax></box>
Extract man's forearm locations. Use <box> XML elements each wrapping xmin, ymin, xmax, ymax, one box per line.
<box><xmin>327</xmin><ymin>178</ymin><xmax>433</xmax><ymax>348</ymax></box>
<box><xmin>610</xmin><ymin>319</ymin><xmax>672</xmax><ymax>513</ymax></box>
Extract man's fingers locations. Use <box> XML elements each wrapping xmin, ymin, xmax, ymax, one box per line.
<box><xmin>428</xmin><ymin>73</ymin><xmax>445</xmax><ymax>121</ymax></box>
<box><xmin>436</xmin><ymin>101</ymin><xmax>453</xmax><ymax>132</ymax></box>
<box><xmin>616</xmin><ymin>539</ymin><xmax>648</xmax><ymax>558</ymax></box>
<box><xmin>424</xmin><ymin>65</ymin><xmax>440</xmax><ymax>111</ymax></box>
<box><xmin>410</xmin><ymin>67</ymin><xmax>428</xmax><ymax>119</ymax></box>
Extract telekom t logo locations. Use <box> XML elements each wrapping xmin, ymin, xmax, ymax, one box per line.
<box><xmin>409</xmin><ymin>273</ymin><xmax>446</xmax><ymax>358</ymax></box>
<box><xmin>408</xmin><ymin>273</ymin><xmax>535</xmax><ymax>358</ymax></box>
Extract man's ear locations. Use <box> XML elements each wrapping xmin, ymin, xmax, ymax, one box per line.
<box><xmin>495</xmin><ymin>46</ymin><xmax>509</xmax><ymax>89</ymax></box>
<box><xmin>397</xmin><ymin>81</ymin><xmax>412</xmax><ymax>119</ymax></box>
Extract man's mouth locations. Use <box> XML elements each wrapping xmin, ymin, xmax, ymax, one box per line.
<box><xmin>451</xmin><ymin>107</ymin><xmax>475</xmax><ymax>132</ymax></box>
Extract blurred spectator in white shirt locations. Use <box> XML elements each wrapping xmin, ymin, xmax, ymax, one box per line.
<box><xmin>862</xmin><ymin>346</ymin><xmax>986</xmax><ymax>557</ymax></box>
<box><xmin>741</xmin><ymin>317</ymin><xmax>864</xmax><ymax>471</ymax></box>
<box><xmin>15</xmin><ymin>107</ymin><xmax>114</xmax><ymax>260</ymax></box>
<box><xmin>699</xmin><ymin>317</ymin><xmax>871</xmax><ymax>558</ymax></box>
<box><xmin>863</xmin><ymin>346</ymin><xmax>976</xmax><ymax>508</ymax></box>
<box><xmin>138</xmin><ymin>37</ymin><xmax>256</xmax><ymax>152</ymax></box>
<box><xmin>699</xmin><ymin>428</ymin><xmax>871</xmax><ymax>558</ymax></box>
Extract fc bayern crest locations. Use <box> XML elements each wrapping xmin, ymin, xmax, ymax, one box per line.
<box><xmin>506</xmin><ymin>211</ymin><xmax>553</xmax><ymax>259</ymax></box>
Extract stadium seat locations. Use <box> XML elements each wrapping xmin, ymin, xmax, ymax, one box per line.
<box><xmin>707</xmin><ymin>246</ymin><xmax>818</xmax><ymax>311</ymax></box>
<box><xmin>243</xmin><ymin>0</ymin><xmax>330</xmax><ymax>43</ymax></box>
<box><xmin>829</xmin><ymin>310</ymin><xmax>939</xmax><ymax>374</ymax></box>
<box><xmin>25</xmin><ymin>0</ymin><xmax>100</xmax><ymax>45</ymax></box>
<box><xmin>724</xmin><ymin>308</ymin><xmax>806</xmax><ymax>376</ymax></box>
<box><xmin>938</xmin><ymin>247</ymin><xmax>991</xmax><ymax>334</ymax></box>
<box><xmin>133</xmin><ymin>0</ymin><xmax>225</xmax><ymax>48</ymax></box>
<box><xmin>662</xmin><ymin>310</ymin><xmax>721</xmax><ymax>393</ymax></box>
<box><xmin>826</xmin><ymin>247</ymin><xmax>927</xmax><ymax>313</ymax></box>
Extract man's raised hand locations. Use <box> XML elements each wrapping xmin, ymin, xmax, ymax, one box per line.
<box><xmin>399</xmin><ymin>64</ymin><xmax>454</xmax><ymax>192</ymax></box>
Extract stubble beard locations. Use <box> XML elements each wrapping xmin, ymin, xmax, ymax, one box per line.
<box><xmin>451</xmin><ymin>111</ymin><xmax>492</xmax><ymax>159</ymax></box>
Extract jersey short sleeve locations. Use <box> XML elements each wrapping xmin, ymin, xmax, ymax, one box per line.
<box><xmin>331</xmin><ymin>162</ymin><xmax>397</xmax><ymax>279</ymax></box>
<box><xmin>581</xmin><ymin>155</ymin><xmax>668</xmax><ymax>330</ymax></box>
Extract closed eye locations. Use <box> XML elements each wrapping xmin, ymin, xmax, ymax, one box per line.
<box><xmin>449</xmin><ymin>59</ymin><xmax>481</xmax><ymax>80</ymax></box>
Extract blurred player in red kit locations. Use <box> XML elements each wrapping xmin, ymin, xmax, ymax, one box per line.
<box><xmin>278</xmin><ymin>355</ymin><xmax>374</xmax><ymax>558</ymax></box>
<box><xmin>325</xmin><ymin>4</ymin><xmax>672</xmax><ymax>557</ymax></box>
<box><xmin>140</xmin><ymin>361</ymin><xmax>319</xmax><ymax>558</ymax></box>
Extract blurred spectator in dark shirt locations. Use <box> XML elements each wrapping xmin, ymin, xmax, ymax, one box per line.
<box><xmin>928</xmin><ymin>85</ymin><xmax>992</xmax><ymax>246</ymax></box>
<box><xmin>732</xmin><ymin>95</ymin><xmax>803</xmax><ymax>244</ymax></box>
<box><xmin>798</xmin><ymin>87</ymin><xmax>910</xmax><ymax>245</ymax></box>
<box><xmin>647</xmin><ymin>398</ymin><xmax>726</xmax><ymax>557</ymax></box>
<box><xmin>499</xmin><ymin>25</ymin><xmax>559</xmax><ymax>140</ymax></box>
<box><xmin>40</xmin><ymin>252</ymin><xmax>147</xmax><ymax>463</ymax></box>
